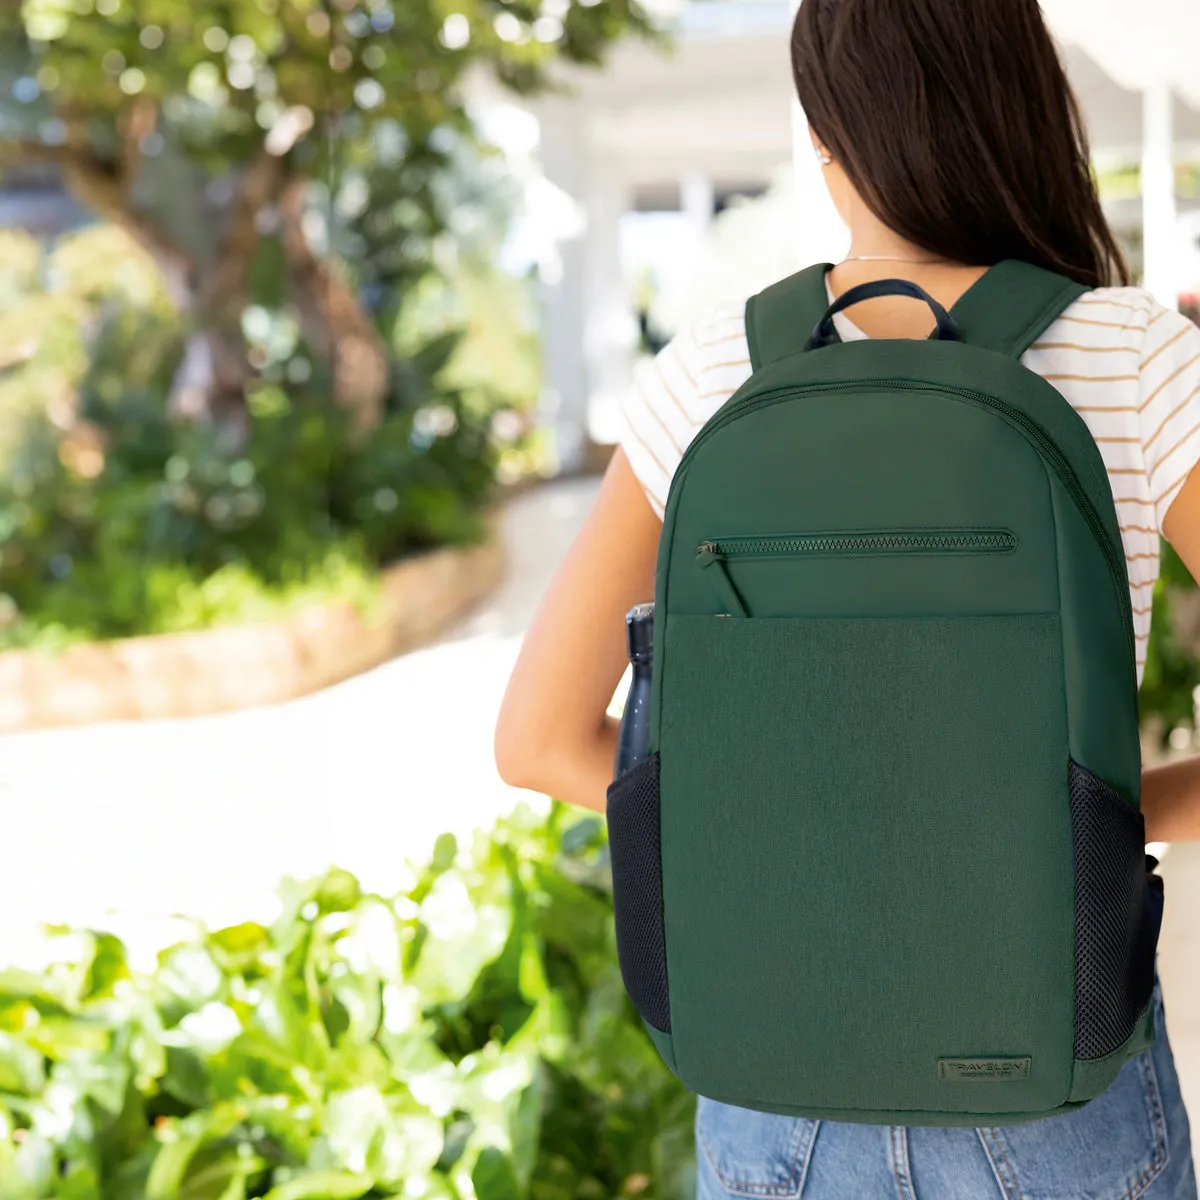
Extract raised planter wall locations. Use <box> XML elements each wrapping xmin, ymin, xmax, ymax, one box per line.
<box><xmin>0</xmin><ymin>528</ymin><xmax>503</xmax><ymax>734</ymax></box>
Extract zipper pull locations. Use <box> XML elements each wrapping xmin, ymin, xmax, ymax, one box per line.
<box><xmin>696</xmin><ymin>542</ymin><xmax>748</xmax><ymax>617</ymax></box>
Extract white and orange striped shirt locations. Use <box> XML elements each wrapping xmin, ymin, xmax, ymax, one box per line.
<box><xmin>618</xmin><ymin>284</ymin><xmax>1200</xmax><ymax>687</ymax></box>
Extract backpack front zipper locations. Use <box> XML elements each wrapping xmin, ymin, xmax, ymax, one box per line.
<box><xmin>698</xmin><ymin>530</ymin><xmax>1017</xmax><ymax>560</ymax></box>
<box><xmin>695</xmin><ymin>530</ymin><xmax>1017</xmax><ymax>617</ymax></box>
<box><xmin>670</xmin><ymin>379</ymin><xmax>1136</xmax><ymax>685</ymax></box>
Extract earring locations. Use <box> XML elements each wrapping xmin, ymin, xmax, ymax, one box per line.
<box><xmin>815</xmin><ymin>145</ymin><xmax>833</xmax><ymax>166</ymax></box>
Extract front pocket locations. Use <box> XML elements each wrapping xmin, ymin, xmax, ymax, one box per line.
<box><xmin>658</xmin><ymin>611</ymin><xmax>1074</xmax><ymax>1113</ymax></box>
<box><xmin>1068</xmin><ymin>762</ymin><xmax>1163</xmax><ymax>1060</ymax></box>
<box><xmin>697</xmin><ymin>528</ymin><xmax>1018</xmax><ymax>617</ymax></box>
<box><xmin>606</xmin><ymin>753</ymin><xmax>671</xmax><ymax>1033</ymax></box>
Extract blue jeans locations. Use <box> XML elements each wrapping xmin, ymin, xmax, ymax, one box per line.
<box><xmin>697</xmin><ymin>983</ymin><xmax>1197</xmax><ymax>1200</ymax></box>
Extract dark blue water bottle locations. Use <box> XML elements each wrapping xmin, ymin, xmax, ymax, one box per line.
<box><xmin>614</xmin><ymin>603</ymin><xmax>654</xmax><ymax>779</ymax></box>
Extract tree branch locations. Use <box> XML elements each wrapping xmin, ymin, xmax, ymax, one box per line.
<box><xmin>3</xmin><ymin>137</ymin><xmax>198</xmax><ymax>310</ymax></box>
<box><xmin>3</xmin><ymin>138</ymin><xmax>106</xmax><ymax>172</ymax></box>
<box><xmin>118</xmin><ymin>96</ymin><xmax>159</xmax><ymax>194</ymax></box>
<box><xmin>197</xmin><ymin>148</ymin><xmax>286</xmax><ymax>313</ymax></box>
<box><xmin>280</xmin><ymin>176</ymin><xmax>389</xmax><ymax>432</ymax></box>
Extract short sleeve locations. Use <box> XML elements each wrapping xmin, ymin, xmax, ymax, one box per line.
<box><xmin>617</xmin><ymin>307</ymin><xmax>750</xmax><ymax>518</ymax></box>
<box><xmin>1136</xmin><ymin>307</ymin><xmax>1200</xmax><ymax>533</ymax></box>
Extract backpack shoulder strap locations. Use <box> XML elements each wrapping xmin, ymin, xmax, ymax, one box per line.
<box><xmin>745</xmin><ymin>263</ymin><xmax>834</xmax><ymax>371</ymax></box>
<box><xmin>947</xmin><ymin>260</ymin><xmax>1089</xmax><ymax>357</ymax></box>
<box><xmin>745</xmin><ymin>259</ymin><xmax>1088</xmax><ymax>370</ymax></box>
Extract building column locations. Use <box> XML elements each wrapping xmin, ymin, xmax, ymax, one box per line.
<box><xmin>583</xmin><ymin>163</ymin><xmax>639</xmax><ymax>448</ymax></box>
<box><xmin>1142</xmin><ymin>83</ymin><xmax>1178</xmax><ymax>309</ymax></box>
<box><xmin>535</xmin><ymin>99</ymin><xmax>591</xmax><ymax>474</ymax></box>
<box><xmin>681</xmin><ymin>170</ymin><xmax>715</xmax><ymax>234</ymax></box>
<box><xmin>788</xmin><ymin>0</ymin><xmax>848</xmax><ymax>265</ymax></box>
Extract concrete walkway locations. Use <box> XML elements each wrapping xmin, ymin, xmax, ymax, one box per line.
<box><xmin>0</xmin><ymin>475</ymin><xmax>603</xmax><ymax>964</ymax></box>
<box><xmin>2</xmin><ymin>471</ymin><xmax>1199</xmax><ymax>1166</ymax></box>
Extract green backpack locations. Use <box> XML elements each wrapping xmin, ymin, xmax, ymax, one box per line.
<box><xmin>605</xmin><ymin>260</ymin><xmax>1164</xmax><ymax>1126</ymax></box>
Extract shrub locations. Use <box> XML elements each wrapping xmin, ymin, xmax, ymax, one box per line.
<box><xmin>0</xmin><ymin>228</ymin><xmax>512</xmax><ymax>649</ymax></box>
<box><xmin>0</xmin><ymin>804</ymin><xmax>696</xmax><ymax>1200</ymax></box>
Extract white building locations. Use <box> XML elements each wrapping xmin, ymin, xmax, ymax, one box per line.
<box><xmin>482</xmin><ymin>0</ymin><xmax>1200</xmax><ymax>471</ymax></box>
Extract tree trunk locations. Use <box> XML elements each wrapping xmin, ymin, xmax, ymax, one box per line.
<box><xmin>167</xmin><ymin>150</ymin><xmax>286</xmax><ymax>426</ymax></box>
<box><xmin>8</xmin><ymin>139</ymin><xmax>389</xmax><ymax>433</ymax></box>
<box><xmin>60</xmin><ymin>155</ymin><xmax>195</xmax><ymax>313</ymax></box>
<box><xmin>9</xmin><ymin>136</ymin><xmax>280</xmax><ymax>427</ymax></box>
<box><xmin>279</xmin><ymin>177</ymin><xmax>389</xmax><ymax>433</ymax></box>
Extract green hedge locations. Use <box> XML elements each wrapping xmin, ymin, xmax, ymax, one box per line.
<box><xmin>0</xmin><ymin>805</ymin><xmax>695</xmax><ymax>1200</ymax></box>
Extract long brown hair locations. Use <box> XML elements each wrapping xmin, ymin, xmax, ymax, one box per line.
<box><xmin>791</xmin><ymin>0</ymin><xmax>1130</xmax><ymax>289</ymax></box>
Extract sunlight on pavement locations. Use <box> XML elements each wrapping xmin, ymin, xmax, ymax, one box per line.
<box><xmin>0</xmin><ymin>475</ymin><xmax>602</xmax><ymax>965</ymax></box>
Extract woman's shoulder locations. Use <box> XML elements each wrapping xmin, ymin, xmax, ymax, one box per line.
<box><xmin>675</xmin><ymin>304</ymin><xmax>751</xmax><ymax>367</ymax></box>
<box><xmin>1056</xmin><ymin>286</ymin><xmax>1196</xmax><ymax>340</ymax></box>
<box><xmin>661</xmin><ymin>304</ymin><xmax>755</xmax><ymax>407</ymax></box>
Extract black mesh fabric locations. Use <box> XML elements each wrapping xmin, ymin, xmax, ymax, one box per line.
<box><xmin>1069</xmin><ymin>761</ymin><xmax>1163</xmax><ymax>1060</ymax></box>
<box><xmin>606</xmin><ymin>753</ymin><xmax>671</xmax><ymax>1033</ymax></box>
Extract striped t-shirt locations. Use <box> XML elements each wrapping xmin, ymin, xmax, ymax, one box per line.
<box><xmin>618</xmin><ymin>283</ymin><xmax>1200</xmax><ymax>687</ymax></box>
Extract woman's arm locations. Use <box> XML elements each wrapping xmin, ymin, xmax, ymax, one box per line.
<box><xmin>494</xmin><ymin>448</ymin><xmax>663</xmax><ymax>813</ymax></box>
<box><xmin>1145</xmin><ymin>466</ymin><xmax>1200</xmax><ymax>841</ymax></box>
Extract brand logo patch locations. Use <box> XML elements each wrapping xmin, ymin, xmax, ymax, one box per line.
<box><xmin>938</xmin><ymin>1057</ymin><xmax>1031</xmax><ymax>1082</ymax></box>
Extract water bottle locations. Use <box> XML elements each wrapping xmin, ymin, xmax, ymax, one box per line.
<box><xmin>614</xmin><ymin>603</ymin><xmax>654</xmax><ymax>779</ymax></box>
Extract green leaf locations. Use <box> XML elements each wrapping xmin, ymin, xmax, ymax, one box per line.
<box><xmin>558</xmin><ymin>817</ymin><xmax>605</xmax><ymax>858</ymax></box>
<box><xmin>510</xmin><ymin>1072</ymin><xmax>543</xmax><ymax>1192</ymax></box>
<box><xmin>212</xmin><ymin>1171</ymin><xmax>248</xmax><ymax>1200</ymax></box>
<box><xmin>146</xmin><ymin>1134</ymin><xmax>204</xmax><ymax>1200</ymax></box>
<box><xmin>412</xmin><ymin>332</ymin><xmax>463</xmax><ymax>384</ymax></box>
<box><xmin>472</xmin><ymin>1147</ymin><xmax>521</xmax><ymax>1200</ymax></box>
<box><xmin>57</xmin><ymin>1161</ymin><xmax>103</xmax><ymax>1200</ymax></box>
<box><xmin>517</xmin><ymin>935</ymin><xmax>549</xmax><ymax>1005</ymax></box>
<box><xmin>206</xmin><ymin>924</ymin><xmax>270</xmax><ymax>974</ymax></box>
<box><xmin>0</xmin><ymin>1032</ymin><xmax>46</xmax><ymax>1095</ymax></box>
<box><xmin>431</xmin><ymin>833</ymin><xmax>458</xmax><ymax>873</ymax></box>
<box><xmin>156</xmin><ymin>945</ymin><xmax>223</xmax><ymax>1014</ymax></box>
<box><xmin>10</xmin><ymin>1133</ymin><xmax>55</xmax><ymax>1196</ymax></box>
<box><xmin>84</xmin><ymin>931</ymin><xmax>130</xmax><ymax>998</ymax></box>
<box><xmin>0</xmin><ymin>969</ymin><xmax>73</xmax><ymax>1017</ymax></box>
<box><xmin>261</xmin><ymin>1171</ymin><xmax>372</xmax><ymax>1200</ymax></box>
<box><xmin>54</xmin><ymin>1048</ymin><xmax>131</xmax><ymax>1115</ymax></box>
<box><xmin>162</xmin><ymin>1046</ymin><xmax>211</xmax><ymax>1109</ymax></box>
<box><xmin>315</xmin><ymin>870</ymin><xmax>362</xmax><ymax>916</ymax></box>
<box><xmin>178</xmin><ymin>1148</ymin><xmax>261</xmax><ymax>1200</ymax></box>
<box><xmin>23</xmin><ymin>1016</ymin><xmax>111</xmax><ymax>1060</ymax></box>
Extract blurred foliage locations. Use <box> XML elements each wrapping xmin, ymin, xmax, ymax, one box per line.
<box><xmin>0</xmin><ymin>804</ymin><xmax>695</xmax><ymax>1200</ymax></box>
<box><xmin>0</xmin><ymin>0</ymin><xmax>656</xmax><ymax>284</ymax></box>
<box><xmin>0</xmin><ymin>0</ymin><xmax>655</xmax><ymax>644</ymax></box>
<box><xmin>0</xmin><ymin>0</ymin><xmax>657</xmax><ymax>370</ymax></box>
<box><xmin>3</xmin><ymin>0</ymin><xmax>657</xmax><ymax>155</ymax></box>
<box><xmin>1094</xmin><ymin>163</ymin><xmax>1200</xmax><ymax>202</ymax></box>
<box><xmin>0</xmin><ymin>226</ymin><xmax>511</xmax><ymax>648</ymax></box>
<box><xmin>1140</xmin><ymin>540</ymin><xmax>1200</xmax><ymax>742</ymax></box>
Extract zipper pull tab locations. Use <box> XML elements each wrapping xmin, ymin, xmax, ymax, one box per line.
<box><xmin>695</xmin><ymin>543</ymin><xmax>748</xmax><ymax>617</ymax></box>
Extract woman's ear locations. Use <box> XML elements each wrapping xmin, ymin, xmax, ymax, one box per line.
<box><xmin>808</xmin><ymin>125</ymin><xmax>833</xmax><ymax>166</ymax></box>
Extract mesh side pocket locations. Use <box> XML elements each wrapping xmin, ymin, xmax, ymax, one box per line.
<box><xmin>1069</xmin><ymin>761</ymin><xmax>1163</xmax><ymax>1060</ymax></box>
<box><xmin>606</xmin><ymin>753</ymin><xmax>671</xmax><ymax>1033</ymax></box>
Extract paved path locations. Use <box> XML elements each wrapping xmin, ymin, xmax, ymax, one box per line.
<box><xmin>3</xmin><ymin>472</ymin><xmax>1199</xmax><ymax>1166</ymax></box>
<box><xmin>0</xmin><ymin>476</ymin><xmax>603</xmax><ymax>963</ymax></box>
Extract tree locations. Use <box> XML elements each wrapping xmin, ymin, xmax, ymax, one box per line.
<box><xmin>0</xmin><ymin>0</ymin><xmax>655</xmax><ymax>430</ymax></box>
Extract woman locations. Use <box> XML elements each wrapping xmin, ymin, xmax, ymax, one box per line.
<box><xmin>496</xmin><ymin>1</ymin><xmax>1200</xmax><ymax>1195</ymax></box>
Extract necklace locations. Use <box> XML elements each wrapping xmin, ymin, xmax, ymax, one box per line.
<box><xmin>842</xmin><ymin>255</ymin><xmax>953</xmax><ymax>265</ymax></box>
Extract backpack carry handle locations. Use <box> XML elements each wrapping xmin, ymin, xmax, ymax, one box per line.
<box><xmin>805</xmin><ymin>278</ymin><xmax>963</xmax><ymax>351</ymax></box>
